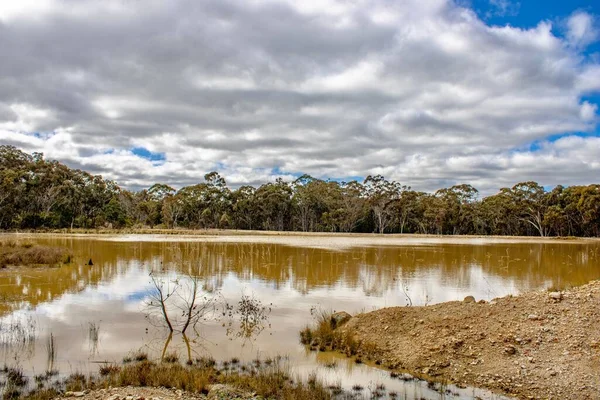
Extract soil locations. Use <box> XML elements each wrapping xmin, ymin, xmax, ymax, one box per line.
<box><xmin>59</xmin><ymin>384</ymin><xmax>260</xmax><ymax>400</ymax></box>
<box><xmin>341</xmin><ymin>280</ymin><xmax>600</xmax><ymax>399</ymax></box>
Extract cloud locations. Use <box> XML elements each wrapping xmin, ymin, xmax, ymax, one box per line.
<box><xmin>487</xmin><ymin>0</ymin><xmax>520</xmax><ymax>18</ymax></box>
<box><xmin>0</xmin><ymin>0</ymin><xmax>599</xmax><ymax>194</ymax></box>
<box><xmin>566</xmin><ymin>11</ymin><xmax>598</xmax><ymax>48</ymax></box>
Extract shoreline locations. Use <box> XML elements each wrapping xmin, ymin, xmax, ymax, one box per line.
<box><xmin>2</xmin><ymin>227</ymin><xmax>599</xmax><ymax>240</ymax></box>
<box><xmin>330</xmin><ymin>281</ymin><xmax>600</xmax><ymax>399</ymax></box>
<box><xmin>1</xmin><ymin>230</ymin><xmax>598</xmax><ymax>252</ymax></box>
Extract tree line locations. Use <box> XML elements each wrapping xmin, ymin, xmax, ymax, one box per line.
<box><xmin>1</xmin><ymin>145</ymin><xmax>599</xmax><ymax>236</ymax></box>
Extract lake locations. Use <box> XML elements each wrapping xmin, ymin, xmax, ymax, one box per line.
<box><xmin>2</xmin><ymin>234</ymin><xmax>600</xmax><ymax>399</ymax></box>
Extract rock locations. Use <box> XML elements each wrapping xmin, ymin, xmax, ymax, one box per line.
<box><xmin>330</xmin><ymin>311</ymin><xmax>352</xmax><ymax>328</ymax></box>
<box><xmin>463</xmin><ymin>296</ymin><xmax>476</xmax><ymax>303</ymax></box>
<box><xmin>528</xmin><ymin>314</ymin><xmax>540</xmax><ymax>321</ymax></box>
<box><xmin>549</xmin><ymin>292</ymin><xmax>563</xmax><ymax>301</ymax></box>
<box><xmin>503</xmin><ymin>345</ymin><xmax>517</xmax><ymax>355</ymax></box>
<box><xmin>64</xmin><ymin>392</ymin><xmax>86</xmax><ymax>398</ymax></box>
<box><xmin>208</xmin><ymin>384</ymin><xmax>254</xmax><ymax>399</ymax></box>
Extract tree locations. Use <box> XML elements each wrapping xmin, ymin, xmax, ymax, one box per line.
<box><xmin>510</xmin><ymin>181</ymin><xmax>548</xmax><ymax>237</ymax></box>
<box><xmin>254</xmin><ymin>178</ymin><xmax>293</xmax><ymax>231</ymax></box>
<box><xmin>363</xmin><ymin>175</ymin><xmax>404</xmax><ymax>233</ymax></box>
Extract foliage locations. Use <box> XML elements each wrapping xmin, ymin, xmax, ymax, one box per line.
<box><xmin>2</xmin><ymin>145</ymin><xmax>600</xmax><ymax>236</ymax></box>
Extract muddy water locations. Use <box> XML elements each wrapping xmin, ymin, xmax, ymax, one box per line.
<box><xmin>2</xmin><ymin>235</ymin><xmax>600</xmax><ymax>399</ymax></box>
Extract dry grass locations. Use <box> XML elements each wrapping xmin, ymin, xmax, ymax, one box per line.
<box><xmin>0</xmin><ymin>241</ymin><xmax>71</xmax><ymax>268</ymax></box>
<box><xmin>299</xmin><ymin>310</ymin><xmax>359</xmax><ymax>357</ymax></box>
<box><xmin>19</xmin><ymin>357</ymin><xmax>334</xmax><ymax>400</ymax></box>
<box><xmin>99</xmin><ymin>364</ymin><xmax>120</xmax><ymax>376</ymax></box>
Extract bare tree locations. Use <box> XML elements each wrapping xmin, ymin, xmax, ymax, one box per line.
<box><xmin>146</xmin><ymin>270</ymin><xmax>219</xmax><ymax>335</ymax></box>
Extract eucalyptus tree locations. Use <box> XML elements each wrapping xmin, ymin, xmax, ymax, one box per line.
<box><xmin>509</xmin><ymin>181</ymin><xmax>548</xmax><ymax>236</ymax></box>
<box><xmin>336</xmin><ymin>180</ymin><xmax>367</xmax><ymax>233</ymax></box>
<box><xmin>363</xmin><ymin>175</ymin><xmax>405</xmax><ymax>234</ymax></box>
<box><xmin>230</xmin><ymin>185</ymin><xmax>258</xmax><ymax>230</ymax></box>
<box><xmin>292</xmin><ymin>175</ymin><xmax>343</xmax><ymax>231</ymax></box>
<box><xmin>254</xmin><ymin>178</ymin><xmax>293</xmax><ymax>231</ymax></box>
<box><xmin>435</xmin><ymin>184</ymin><xmax>480</xmax><ymax>235</ymax></box>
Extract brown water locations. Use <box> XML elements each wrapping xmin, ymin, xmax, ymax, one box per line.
<box><xmin>2</xmin><ymin>234</ymin><xmax>600</xmax><ymax>399</ymax></box>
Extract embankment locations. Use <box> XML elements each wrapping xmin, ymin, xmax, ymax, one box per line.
<box><xmin>337</xmin><ymin>281</ymin><xmax>600</xmax><ymax>399</ymax></box>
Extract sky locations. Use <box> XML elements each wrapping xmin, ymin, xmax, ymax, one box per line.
<box><xmin>0</xmin><ymin>0</ymin><xmax>599</xmax><ymax>195</ymax></box>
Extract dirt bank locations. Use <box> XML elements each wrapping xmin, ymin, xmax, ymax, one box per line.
<box><xmin>340</xmin><ymin>281</ymin><xmax>600</xmax><ymax>399</ymax></box>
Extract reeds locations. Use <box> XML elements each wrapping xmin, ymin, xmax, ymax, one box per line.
<box><xmin>46</xmin><ymin>333</ymin><xmax>56</xmax><ymax>371</ymax></box>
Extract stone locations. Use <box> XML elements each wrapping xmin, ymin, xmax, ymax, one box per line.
<box><xmin>463</xmin><ymin>295</ymin><xmax>476</xmax><ymax>303</ymax></box>
<box><xmin>330</xmin><ymin>311</ymin><xmax>352</xmax><ymax>328</ymax></box>
<box><xmin>73</xmin><ymin>392</ymin><xmax>86</xmax><ymax>398</ymax></box>
<box><xmin>208</xmin><ymin>384</ymin><xmax>253</xmax><ymax>399</ymax></box>
<box><xmin>528</xmin><ymin>314</ymin><xmax>540</xmax><ymax>321</ymax></box>
<box><xmin>549</xmin><ymin>292</ymin><xmax>563</xmax><ymax>301</ymax></box>
<box><xmin>503</xmin><ymin>345</ymin><xmax>517</xmax><ymax>355</ymax></box>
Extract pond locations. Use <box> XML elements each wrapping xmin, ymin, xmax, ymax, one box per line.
<box><xmin>2</xmin><ymin>234</ymin><xmax>600</xmax><ymax>399</ymax></box>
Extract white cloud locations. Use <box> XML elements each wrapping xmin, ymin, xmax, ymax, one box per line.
<box><xmin>566</xmin><ymin>11</ymin><xmax>598</xmax><ymax>48</ymax></box>
<box><xmin>487</xmin><ymin>0</ymin><xmax>520</xmax><ymax>18</ymax></box>
<box><xmin>0</xmin><ymin>0</ymin><xmax>55</xmax><ymax>22</ymax></box>
<box><xmin>0</xmin><ymin>0</ymin><xmax>598</xmax><ymax>193</ymax></box>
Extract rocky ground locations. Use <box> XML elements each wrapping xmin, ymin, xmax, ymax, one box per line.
<box><xmin>59</xmin><ymin>385</ymin><xmax>260</xmax><ymax>400</ymax></box>
<box><xmin>340</xmin><ymin>280</ymin><xmax>600</xmax><ymax>399</ymax></box>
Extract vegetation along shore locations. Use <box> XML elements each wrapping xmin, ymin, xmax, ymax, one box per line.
<box><xmin>2</xmin><ymin>145</ymin><xmax>599</xmax><ymax>236</ymax></box>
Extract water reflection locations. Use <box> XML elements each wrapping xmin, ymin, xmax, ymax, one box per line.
<box><xmin>0</xmin><ymin>236</ymin><xmax>599</xmax><ymax>399</ymax></box>
<box><xmin>2</xmin><ymin>239</ymin><xmax>599</xmax><ymax>317</ymax></box>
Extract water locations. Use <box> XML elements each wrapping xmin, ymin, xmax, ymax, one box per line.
<box><xmin>2</xmin><ymin>234</ymin><xmax>600</xmax><ymax>399</ymax></box>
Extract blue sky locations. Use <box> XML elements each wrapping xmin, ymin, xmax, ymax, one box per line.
<box><xmin>0</xmin><ymin>0</ymin><xmax>599</xmax><ymax>194</ymax></box>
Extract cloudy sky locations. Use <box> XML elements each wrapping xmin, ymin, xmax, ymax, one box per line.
<box><xmin>1</xmin><ymin>0</ymin><xmax>599</xmax><ymax>194</ymax></box>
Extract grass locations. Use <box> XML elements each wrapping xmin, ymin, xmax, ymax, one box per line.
<box><xmin>99</xmin><ymin>364</ymin><xmax>120</xmax><ymax>376</ymax></box>
<box><xmin>299</xmin><ymin>310</ymin><xmax>360</xmax><ymax>357</ymax></box>
<box><xmin>0</xmin><ymin>315</ymin><xmax>37</xmax><ymax>351</ymax></box>
<box><xmin>0</xmin><ymin>241</ymin><xmax>71</xmax><ymax>268</ymax></box>
<box><xmin>123</xmin><ymin>351</ymin><xmax>149</xmax><ymax>364</ymax></box>
<box><xmin>162</xmin><ymin>352</ymin><xmax>179</xmax><ymax>363</ymax></box>
<box><xmin>19</xmin><ymin>356</ymin><xmax>335</xmax><ymax>400</ymax></box>
<box><xmin>3</xmin><ymin>366</ymin><xmax>28</xmax><ymax>387</ymax></box>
